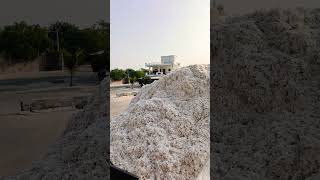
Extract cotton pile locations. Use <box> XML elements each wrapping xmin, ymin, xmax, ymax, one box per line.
<box><xmin>111</xmin><ymin>65</ymin><xmax>210</xmax><ymax>180</ymax></box>
<box><xmin>211</xmin><ymin>8</ymin><xmax>320</xmax><ymax>179</ymax></box>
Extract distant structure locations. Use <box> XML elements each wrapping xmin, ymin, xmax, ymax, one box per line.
<box><xmin>145</xmin><ymin>55</ymin><xmax>181</xmax><ymax>75</ymax></box>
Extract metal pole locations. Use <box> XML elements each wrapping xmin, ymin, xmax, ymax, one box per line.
<box><xmin>56</xmin><ymin>31</ymin><xmax>60</xmax><ymax>52</ymax></box>
<box><xmin>56</xmin><ymin>30</ymin><xmax>64</xmax><ymax>71</ymax></box>
<box><xmin>61</xmin><ymin>51</ymin><xmax>64</xmax><ymax>71</ymax></box>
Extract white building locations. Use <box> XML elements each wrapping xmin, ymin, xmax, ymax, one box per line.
<box><xmin>145</xmin><ymin>55</ymin><xmax>181</xmax><ymax>75</ymax></box>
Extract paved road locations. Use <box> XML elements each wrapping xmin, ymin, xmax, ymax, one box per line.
<box><xmin>0</xmin><ymin>71</ymin><xmax>98</xmax><ymax>92</ymax></box>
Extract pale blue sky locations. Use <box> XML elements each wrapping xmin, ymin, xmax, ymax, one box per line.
<box><xmin>111</xmin><ymin>0</ymin><xmax>210</xmax><ymax>69</ymax></box>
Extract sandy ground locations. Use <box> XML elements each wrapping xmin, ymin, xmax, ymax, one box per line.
<box><xmin>110</xmin><ymin>87</ymin><xmax>140</xmax><ymax>118</ymax></box>
<box><xmin>110</xmin><ymin>95</ymin><xmax>134</xmax><ymax>118</ymax></box>
<box><xmin>0</xmin><ymin>110</ymin><xmax>76</xmax><ymax>176</ymax></box>
<box><xmin>0</xmin><ymin>71</ymin><xmax>97</xmax><ymax>177</ymax></box>
<box><xmin>0</xmin><ymin>91</ymin><xmax>81</xmax><ymax>177</ymax></box>
<box><xmin>110</xmin><ymin>80</ymin><xmax>123</xmax><ymax>86</ymax></box>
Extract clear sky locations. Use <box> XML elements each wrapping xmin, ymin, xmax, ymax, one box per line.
<box><xmin>111</xmin><ymin>0</ymin><xmax>210</xmax><ymax>70</ymax></box>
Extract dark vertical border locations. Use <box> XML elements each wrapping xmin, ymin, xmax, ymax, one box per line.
<box><xmin>210</xmin><ymin>1</ymin><xmax>213</xmax><ymax>179</ymax></box>
<box><xmin>106</xmin><ymin>0</ymin><xmax>110</xmax><ymax>179</ymax></box>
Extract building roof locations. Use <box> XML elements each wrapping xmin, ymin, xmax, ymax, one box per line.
<box><xmin>145</xmin><ymin>62</ymin><xmax>173</xmax><ymax>67</ymax></box>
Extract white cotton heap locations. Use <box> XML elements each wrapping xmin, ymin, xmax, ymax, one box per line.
<box><xmin>111</xmin><ymin>65</ymin><xmax>210</xmax><ymax>180</ymax></box>
<box><xmin>211</xmin><ymin>8</ymin><xmax>320</xmax><ymax>179</ymax></box>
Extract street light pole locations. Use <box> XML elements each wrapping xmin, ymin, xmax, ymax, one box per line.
<box><xmin>56</xmin><ymin>30</ymin><xmax>60</xmax><ymax>52</ymax></box>
<box><xmin>55</xmin><ymin>30</ymin><xmax>64</xmax><ymax>71</ymax></box>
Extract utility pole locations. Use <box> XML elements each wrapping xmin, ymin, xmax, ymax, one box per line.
<box><xmin>56</xmin><ymin>30</ymin><xmax>60</xmax><ymax>52</ymax></box>
<box><xmin>55</xmin><ymin>30</ymin><xmax>64</xmax><ymax>71</ymax></box>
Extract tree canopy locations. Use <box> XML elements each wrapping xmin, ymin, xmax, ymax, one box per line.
<box><xmin>110</xmin><ymin>68</ymin><xmax>146</xmax><ymax>81</ymax></box>
<box><xmin>110</xmin><ymin>68</ymin><xmax>126</xmax><ymax>81</ymax></box>
<box><xmin>0</xmin><ymin>21</ymin><xmax>52</xmax><ymax>62</ymax></box>
<box><xmin>0</xmin><ymin>20</ymin><xmax>109</xmax><ymax>71</ymax></box>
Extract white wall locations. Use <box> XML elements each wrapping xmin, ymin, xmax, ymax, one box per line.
<box><xmin>161</xmin><ymin>55</ymin><xmax>176</xmax><ymax>65</ymax></box>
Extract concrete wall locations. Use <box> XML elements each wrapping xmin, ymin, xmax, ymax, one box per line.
<box><xmin>0</xmin><ymin>57</ymin><xmax>40</xmax><ymax>73</ymax></box>
<box><xmin>39</xmin><ymin>53</ymin><xmax>62</xmax><ymax>71</ymax></box>
<box><xmin>161</xmin><ymin>55</ymin><xmax>176</xmax><ymax>65</ymax></box>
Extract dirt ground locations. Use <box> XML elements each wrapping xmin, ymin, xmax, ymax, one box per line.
<box><xmin>0</xmin><ymin>110</ymin><xmax>75</xmax><ymax>176</ymax></box>
<box><xmin>0</xmin><ymin>71</ymin><xmax>96</xmax><ymax>177</ymax></box>
<box><xmin>110</xmin><ymin>95</ymin><xmax>134</xmax><ymax>118</ymax></box>
<box><xmin>0</xmin><ymin>71</ymin><xmax>136</xmax><ymax>176</ymax></box>
<box><xmin>110</xmin><ymin>80</ymin><xmax>123</xmax><ymax>86</ymax></box>
<box><xmin>110</xmin><ymin>87</ymin><xmax>140</xmax><ymax>118</ymax></box>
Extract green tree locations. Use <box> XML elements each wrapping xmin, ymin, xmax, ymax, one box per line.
<box><xmin>133</xmin><ymin>70</ymin><xmax>145</xmax><ymax>79</ymax></box>
<box><xmin>125</xmin><ymin>69</ymin><xmax>135</xmax><ymax>77</ymax></box>
<box><xmin>0</xmin><ymin>20</ymin><xmax>109</xmax><ymax>76</ymax></box>
<box><xmin>0</xmin><ymin>21</ymin><xmax>51</xmax><ymax>63</ymax></box>
<box><xmin>140</xmin><ymin>68</ymin><xmax>149</xmax><ymax>74</ymax></box>
<box><xmin>88</xmin><ymin>52</ymin><xmax>107</xmax><ymax>82</ymax></box>
<box><xmin>82</xmin><ymin>20</ymin><xmax>108</xmax><ymax>53</ymax></box>
<box><xmin>129</xmin><ymin>76</ymin><xmax>136</xmax><ymax>88</ymax></box>
<box><xmin>84</xmin><ymin>25</ymin><xmax>109</xmax><ymax>81</ymax></box>
<box><xmin>48</xmin><ymin>22</ymin><xmax>80</xmax><ymax>51</ymax></box>
<box><xmin>49</xmin><ymin>21</ymin><xmax>109</xmax><ymax>83</ymax></box>
<box><xmin>110</xmin><ymin>69</ymin><xmax>126</xmax><ymax>81</ymax></box>
<box><xmin>125</xmin><ymin>69</ymin><xmax>142</xmax><ymax>88</ymax></box>
<box><xmin>63</xmin><ymin>48</ymin><xmax>84</xmax><ymax>86</ymax></box>
<box><xmin>84</xmin><ymin>21</ymin><xmax>109</xmax><ymax>81</ymax></box>
<box><xmin>29</xmin><ymin>24</ymin><xmax>52</xmax><ymax>56</ymax></box>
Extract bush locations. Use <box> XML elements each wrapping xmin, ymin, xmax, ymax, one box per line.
<box><xmin>112</xmin><ymin>68</ymin><xmax>146</xmax><ymax>83</ymax></box>
<box><xmin>134</xmin><ymin>70</ymin><xmax>145</xmax><ymax>79</ymax></box>
<box><xmin>110</xmin><ymin>68</ymin><xmax>126</xmax><ymax>81</ymax></box>
<box><xmin>138</xmin><ymin>76</ymin><xmax>153</xmax><ymax>87</ymax></box>
<box><xmin>142</xmin><ymin>76</ymin><xmax>152</xmax><ymax>84</ymax></box>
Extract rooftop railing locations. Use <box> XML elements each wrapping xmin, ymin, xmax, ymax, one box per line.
<box><xmin>145</xmin><ymin>62</ymin><xmax>162</xmax><ymax>67</ymax></box>
<box><xmin>145</xmin><ymin>62</ymin><xmax>174</xmax><ymax>67</ymax></box>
